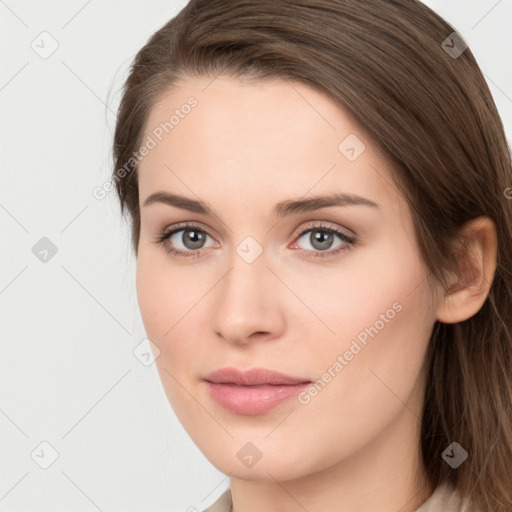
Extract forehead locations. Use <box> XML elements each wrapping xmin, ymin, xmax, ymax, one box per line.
<box><xmin>137</xmin><ymin>74</ymin><xmax>400</xmax><ymax>213</ymax></box>
<box><xmin>142</xmin><ymin>74</ymin><xmax>365</xmax><ymax>155</ymax></box>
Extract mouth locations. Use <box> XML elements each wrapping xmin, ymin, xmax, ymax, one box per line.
<box><xmin>203</xmin><ymin>366</ymin><xmax>311</xmax><ymax>386</ymax></box>
<box><xmin>203</xmin><ymin>367</ymin><xmax>312</xmax><ymax>415</ymax></box>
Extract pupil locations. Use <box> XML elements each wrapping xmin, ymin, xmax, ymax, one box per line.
<box><xmin>184</xmin><ymin>229</ymin><xmax>205</xmax><ymax>249</ymax></box>
<box><xmin>312</xmin><ymin>230</ymin><xmax>333</xmax><ymax>250</ymax></box>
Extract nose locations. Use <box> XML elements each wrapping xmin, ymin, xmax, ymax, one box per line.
<box><xmin>210</xmin><ymin>248</ymin><xmax>286</xmax><ymax>345</ymax></box>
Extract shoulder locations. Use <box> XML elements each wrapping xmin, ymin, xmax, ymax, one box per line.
<box><xmin>415</xmin><ymin>482</ymin><xmax>482</xmax><ymax>512</ymax></box>
<box><xmin>201</xmin><ymin>488</ymin><xmax>232</xmax><ymax>512</ymax></box>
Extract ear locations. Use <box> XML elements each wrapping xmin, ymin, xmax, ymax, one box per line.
<box><xmin>436</xmin><ymin>216</ymin><xmax>498</xmax><ymax>324</ymax></box>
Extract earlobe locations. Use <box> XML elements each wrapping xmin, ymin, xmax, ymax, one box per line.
<box><xmin>436</xmin><ymin>216</ymin><xmax>498</xmax><ymax>324</ymax></box>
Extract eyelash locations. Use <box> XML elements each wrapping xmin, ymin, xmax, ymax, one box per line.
<box><xmin>152</xmin><ymin>221</ymin><xmax>357</xmax><ymax>261</ymax></box>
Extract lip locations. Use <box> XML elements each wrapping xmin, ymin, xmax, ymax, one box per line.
<box><xmin>204</xmin><ymin>367</ymin><xmax>311</xmax><ymax>386</ymax></box>
<box><xmin>203</xmin><ymin>367</ymin><xmax>311</xmax><ymax>415</ymax></box>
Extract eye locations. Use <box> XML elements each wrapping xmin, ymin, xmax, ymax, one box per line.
<box><xmin>152</xmin><ymin>222</ymin><xmax>217</xmax><ymax>259</ymax></box>
<box><xmin>291</xmin><ymin>221</ymin><xmax>357</xmax><ymax>260</ymax></box>
<box><xmin>152</xmin><ymin>220</ymin><xmax>357</xmax><ymax>260</ymax></box>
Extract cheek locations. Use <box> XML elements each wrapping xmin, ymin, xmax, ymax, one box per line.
<box><xmin>301</xmin><ymin>242</ymin><xmax>427</xmax><ymax>346</ymax></box>
<box><xmin>135</xmin><ymin>256</ymin><xmax>197</xmax><ymax>410</ymax></box>
<box><xmin>136</xmin><ymin>257</ymin><xmax>162</xmax><ymax>338</ymax></box>
<box><xmin>135</xmin><ymin>252</ymin><xmax>182</xmax><ymax>342</ymax></box>
<box><xmin>333</xmin><ymin>276</ymin><xmax>433</xmax><ymax>426</ymax></box>
<box><xmin>135</xmin><ymin>252</ymin><xmax>207</xmax><ymax>372</ymax></box>
<box><xmin>308</xmin><ymin>240</ymin><xmax>433</xmax><ymax>404</ymax></box>
<box><xmin>287</xmin><ymin>275</ymin><xmax>432</xmax><ymax>471</ymax></box>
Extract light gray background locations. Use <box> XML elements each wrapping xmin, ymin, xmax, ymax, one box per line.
<box><xmin>1</xmin><ymin>1</ymin><xmax>511</xmax><ymax>510</ymax></box>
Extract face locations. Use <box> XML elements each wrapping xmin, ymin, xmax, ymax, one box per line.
<box><xmin>136</xmin><ymin>74</ymin><xmax>439</xmax><ymax>481</ymax></box>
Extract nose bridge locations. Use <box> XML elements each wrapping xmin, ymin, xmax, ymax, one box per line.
<box><xmin>224</xmin><ymin>233</ymin><xmax>268</xmax><ymax>299</ymax></box>
<box><xmin>211</xmin><ymin>239</ymin><xmax>283</xmax><ymax>342</ymax></box>
<box><xmin>220</xmin><ymin>241</ymin><xmax>269</xmax><ymax>315</ymax></box>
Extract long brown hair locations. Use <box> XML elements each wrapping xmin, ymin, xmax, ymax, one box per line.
<box><xmin>112</xmin><ymin>1</ymin><xmax>512</xmax><ymax>509</ymax></box>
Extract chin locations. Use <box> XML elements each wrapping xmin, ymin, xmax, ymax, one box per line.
<box><xmin>201</xmin><ymin>441</ymin><xmax>318</xmax><ymax>482</ymax></box>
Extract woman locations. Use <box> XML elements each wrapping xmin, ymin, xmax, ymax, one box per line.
<box><xmin>112</xmin><ymin>1</ymin><xmax>512</xmax><ymax>510</ymax></box>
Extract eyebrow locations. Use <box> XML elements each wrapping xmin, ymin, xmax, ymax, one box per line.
<box><xmin>142</xmin><ymin>191</ymin><xmax>380</xmax><ymax>218</ymax></box>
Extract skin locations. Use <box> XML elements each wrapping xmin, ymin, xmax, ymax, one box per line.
<box><xmin>135</xmin><ymin>74</ymin><xmax>497</xmax><ymax>512</ymax></box>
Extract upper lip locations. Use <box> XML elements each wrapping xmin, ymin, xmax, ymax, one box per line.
<box><xmin>204</xmin><ymin>367</ymin><xmax>311</xmax><ymax>386</ymax></box>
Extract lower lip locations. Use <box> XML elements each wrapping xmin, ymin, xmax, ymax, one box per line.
<box><xmin>205</xmin><ymin>381</ymin><xmax>310</xmax><ymax>415</ymax></box>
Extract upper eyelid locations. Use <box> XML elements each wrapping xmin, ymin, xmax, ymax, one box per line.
<box><xmin>296</xmin><ymin>220</ymin><xmax>354</xmax><ymax>237</ymax></box>
<box><xmin>165</xmin><ymin>221</ymin><xmax>216</xmax><ymax>239</ymax></box>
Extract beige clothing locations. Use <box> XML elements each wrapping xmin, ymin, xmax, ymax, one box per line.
<box><xmin>202</xmin><ymin>482</ymin><xmax>481</xmax><ymax>512</ymax></box>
